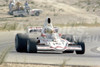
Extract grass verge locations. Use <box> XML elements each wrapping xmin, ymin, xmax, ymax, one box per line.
<box><xmin>0</xmin><ymin>22</ymin><xmax>100</xmax><ymax>31</ymax></box>
<box><xmin>55</xmin><ymin>23</ymin><xmax>100</xmax><ymax>27</ymax></box>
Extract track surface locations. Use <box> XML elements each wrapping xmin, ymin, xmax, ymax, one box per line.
<box><xmin>0</xmin><ymin>27</ymin><xmax>100</xmax><ymax>66</ymax></box>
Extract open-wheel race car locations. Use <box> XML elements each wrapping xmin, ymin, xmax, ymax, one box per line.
<box><xmin>15</xmin><ymin>18</ymin><xmax>85</xmax><ymax>54</ymax></box>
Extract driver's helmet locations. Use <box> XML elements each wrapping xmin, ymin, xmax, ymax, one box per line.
<box><xmin>44</xmin><ymin>27</ymin><xmax>54</xmax><ymax>34</ymax></box>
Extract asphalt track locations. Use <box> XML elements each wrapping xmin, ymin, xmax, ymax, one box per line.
<box><xmin>0</xmin><ymin>27</ymin><xmax>100</xmax><ymax>66</ymax></box>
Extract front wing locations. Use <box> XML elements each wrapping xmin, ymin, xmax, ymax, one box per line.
<box><xmin>37</xmin><ymin>45</ymin><xmax>82</xmax><ymax>51</ymax></box>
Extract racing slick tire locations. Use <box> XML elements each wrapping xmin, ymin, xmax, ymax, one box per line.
<box><xmin>14</xmin><ymin>15</ymin><xmax>18</xmax><ymax>17</ymax></box>
<box><xmin>27</xmin><ymin>38</ymin><xmax>37</xmax><ymax>53</ymax></box>
<box><xmin>63</xmin><ymin>50</ymin><xmax>74</xmax><ymax>53</ymax></box>
<box><xmin>75</xmin><ymin>42</ymin><xmax>85</xmax><ymax>54</ymax></box>
<box><xmin>35</xmin><ymin>11</ymin><xmax>40</xmax><ymax>16</ymax></box>
<box><xmin>19</xmin><ymin>14</ymin><xmax>24</xmax><ymax>17</ymax></box>
<box><xmin>9</xmin><ymin>11</ymin><xmax>13</xmax><ymax>15</ymax></box>
<box><xmin>61</xmin><ymin>34</ymin><xmax>74</xmax><ymax>42</ymax></box>
<box><xmin>15</xmin><ymin>33</ymin><xmax>28</xmax><ymax>52</ymax></box>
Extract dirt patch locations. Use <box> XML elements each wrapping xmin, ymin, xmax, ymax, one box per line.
<box><xmin>0</xmin><ymin>0</ymin><xmax>100</xmax><ymax>31</ymax></box>
<box><xmin>0</xmin><ymin>63</ymin><xmax>66</xmax><ymax>67</ymax></box>
<box><xmin>0</xmin><ymin>63</ymin><xmax>95</xmax><ymax>67</ymax></box>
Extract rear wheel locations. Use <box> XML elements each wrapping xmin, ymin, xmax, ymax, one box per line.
<box><xmin>9</xmin><ymin>11</ymin><xmax>13</xmax><ymax>15</ymax></box>
<box><xmin>27</xmin><ymin>38</ymin><xmax>37</xmax><ymax>53</ymax></box>
<box><xmin>76</xmin><ymin>42</ymin><xmax>85</xmax><ymax>54</ymax></box>
<box><xmin>35</xmin><ymin>11</ymin><xmax>40</xmax><ymax>16</ymax></box>
<box><xmin>61</xmin><ymin>34</ymin><xmax>74</xmax><ymax>42</ymax></box>
<box><xmin>20</xmin><ymin>14</ymin><xmax>23</xmax><ymax>17</ymax></box>
<box><xmin>15</xmin><ymin>33</ymin><xmax>28</xmax><ymax>52</ymax></box>
<box><xmin>14</xmin><ymin>15</ymin><xmax>18</xmax><ymax>17</ymax></box>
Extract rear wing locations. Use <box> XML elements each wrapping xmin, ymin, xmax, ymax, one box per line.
<box><xmin>27</xmin><ymin>27</ymin><xmax>42</xmax><ymax>33</ymax></box>
<box><xmin>27</xmin><ymin>27</ymin><xmax>59</xmax><ymax>33</ymax></box>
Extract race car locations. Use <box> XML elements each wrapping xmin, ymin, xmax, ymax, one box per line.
<box><xmin>9</xmin><ymin>0</ymin><xmax>42</xmax><ymax>17</ymax></box>
<box><xmin>29</xmin><ymin>9</ymin><xmax>42</xmax><ymax>16</ymax></box>
<box><xmin>15</xmin><ymin>18</ymin><xmax>85</xmax><ymax>54</ymax></box>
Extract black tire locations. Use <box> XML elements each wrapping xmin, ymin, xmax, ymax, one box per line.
<box><xmin>76</xmin><ymin>42</ymin><xmax>85</xmax><ymax>54</ymax></box>
<box><xmin>20</xmin><ymin>14</ymin><xmax>25</xmax><ymax>17</ymax></box>
<box><xmin>61</xmin><ymin>34</ymin><xmax>74</xmax><ymax>42</ymax></box>
<box><xmin>35</xmin><ymin>11</ymin><xmax>40</xmax><ymax>16</ymax></box>
<box><xmin>63</xmin><ymin>50</ymin><xmax>74</xmax><ymax>53</ymax></box>
<box><xmin>15</xmin><ymin>33</ymin><xmax>28</xmax><ymax>52</ymax></box>
<box><xmin>9</xmin><ymin>11</ymin><xmax>13</xmax><ymax>15</ymax></box>
<box><xmin>14</xmin><ymin>15</ymin><xmax>18</xmax><ymax>17</ymax></box>
<box><xmin>27</xmin><ymin>38</ymin><xmax>37</xmax><ymax>53</ymax></box>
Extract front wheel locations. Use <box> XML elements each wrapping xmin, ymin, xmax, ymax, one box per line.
<box><xmin>63</xmin><ymin>50</ymin><xmax>74</xmax><ymax>53</ymax></box>
<box><xmin>76</xmin><ymin>42</ymin><xmax>85</xmax><ymax>54</ymax></box>
<box><xmin>27</xmin><ymin>38</ymin><xmax>37</xmax><ymax>53</ymax></box>
<box><xmin>15</xmin><ymin>33</ymin><xmax>28</xmax><ymax>52</ymax></box>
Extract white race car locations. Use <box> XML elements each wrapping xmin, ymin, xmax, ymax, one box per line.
<box><xmin>9</xmin><ymin>0</ymin><xmax>42</xmax><ymax>17</ymax></box>
<box><xmin>15</xmin><ymin>18</ymin><xmax>85</xmax><ymax>54</ymax></box>
<box><xmin>29</xmin><ymin>9</ymin><xmax>42</xmax><ymax>16</ymax></box>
